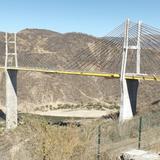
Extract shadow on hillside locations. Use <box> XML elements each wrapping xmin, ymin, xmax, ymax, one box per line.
<box><xmin>0</xmin><ymin>109</ymin><xmax>6</xmax><ymax>120</ymax></box>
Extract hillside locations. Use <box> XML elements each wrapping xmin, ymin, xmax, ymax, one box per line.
<box><xmin>0</xmin><ymin>29</ymin><xmax>160</xmax><ymax>115</ymax></box>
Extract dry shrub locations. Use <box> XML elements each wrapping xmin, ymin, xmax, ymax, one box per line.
<box><xmin>1</xmin><ymin>112</ymin><xmax>160</xmax><ymax>160</ymax></box>
<box><xmin>42</xmin><ymin>121</ymin><xmax>100</xmax><ymax>160</ymax></box>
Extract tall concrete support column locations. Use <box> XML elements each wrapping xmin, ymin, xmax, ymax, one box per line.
<box><xmin>119</xmin><ymin>79</ymin><xmax>139</xmax><ymax>121</ymax></box>
<box><xmin>5</xmin><ymin>70</ymin><xmax>17</xmax><ymax>129</ymax></box>
<box><xmin>5</xmin><ymin>32</ymin><xmax>18</xmax><ymax>129</ymax></box>
<box><xmin>136</xmin><ymin>21</ymin><xmax>142</xmax><ymax>74</ymax></box>
<box><xmin>119</xmin><ymin>19</ymin><xmax>132</xmax><ymax>122</ymax></box>
<box><xmin>119</xmin><ymin>19</ymin><xmax>141</xmax><ymax>122</ymax></box>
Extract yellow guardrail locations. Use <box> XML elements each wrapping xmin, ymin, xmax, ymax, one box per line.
<box><xmin>0</xmin><ymin>66</ymin><xmax>160</xmax><ymax>81</ymax></box>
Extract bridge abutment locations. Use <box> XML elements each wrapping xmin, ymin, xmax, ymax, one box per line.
<box><xmin>119</xmin><ymin>79</ymin><xmax>139</xmax><ymax>122</ymax></box>
<box><xmin>5</xmin><ymin>70</ymin><xmax>17</xmax><ymax>129</ymax></box>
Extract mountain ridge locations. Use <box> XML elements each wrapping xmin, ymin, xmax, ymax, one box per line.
<box><xmin>0</xmin><ymin>28</ymin><xmax>159</xmax><ymax>115</ymax></box>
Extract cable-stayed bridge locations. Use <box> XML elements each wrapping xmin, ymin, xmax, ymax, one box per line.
<box><xmin>1</xmin><ymin>20</ymin><xmax>160</xmax><ymax>80</ymax></box>
<box><xmin>2</xmin><ymin>19</ymin><xmax>160</xmax><ymax>129</ymax></box>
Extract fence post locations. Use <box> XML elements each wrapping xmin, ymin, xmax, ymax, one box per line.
<box><xmin>138</xmin><ymin>116</ymin><xmax>142</xmax><ymax>149</ymax></box>
<box><xmin>43</xmin><ymin>125</ymin><xmax>47</xmax><ymax>160</ymax></box>
<box><xmin>96</xmin><ymin>125</ymin><xmax>101</xmax><ymax>160</ymax></box>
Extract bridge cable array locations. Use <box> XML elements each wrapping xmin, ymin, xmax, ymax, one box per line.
<box><xmin>1</xmin><ymin>20</ymin><xmax>160</xmax><ymax>76</ymax></box>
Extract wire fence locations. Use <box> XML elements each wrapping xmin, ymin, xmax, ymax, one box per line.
<box><xmin>28</xmin><ymin>111</ymin><xmax>160</xmax><ymax>160</ymax></box>
<box><xmin>0</xmin><ymin>111</ymin><xmax>160</xmax><ymax>160</ymax></box>
<box><xmin>92</xmin><ymin>112</ymin><xmax>160</xmax><ymax>159</ymax></box>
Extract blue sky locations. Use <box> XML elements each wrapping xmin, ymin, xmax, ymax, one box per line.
<box><xmin>0</xmin><ymin>0</ymin><xmax>160</xmax><ymax>36</ymax></box>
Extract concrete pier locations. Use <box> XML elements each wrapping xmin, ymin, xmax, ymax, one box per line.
<box><xmin>5</xmin><ymin>70</ymin><xmax>17</xmax><ymax>129</ymax></box>
<box><xmin>119</xmin><ymin>79</ymin><xmax>139</xmax><ymax>122</ymax></box>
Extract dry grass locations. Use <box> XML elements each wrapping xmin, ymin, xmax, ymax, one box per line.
<box><xmin>0</xmin><ymin>112</ymin><xmax>160</xmax><ymax>160</ymax></box>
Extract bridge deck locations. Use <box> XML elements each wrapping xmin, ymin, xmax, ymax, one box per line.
<box><xmin>0</xmin><ymin>66</ymin><xmax>160</xmax><ymax>81</ymax></box>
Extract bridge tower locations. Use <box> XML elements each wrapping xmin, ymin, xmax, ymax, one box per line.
<box><xmin>5</xmin><ymin>33</ymin><xmax>18</xmax><ymax>129</ymax></box>
<box><xmin>119</xmin><ymin>19</ymin><xmax>141</xmax><ymax>122</ymax></box>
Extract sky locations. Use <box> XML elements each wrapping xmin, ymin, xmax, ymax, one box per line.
<box><xmin>0</xmin><ymin>0</ymin><xmax>160</xmax><ymax>37</ymax></box>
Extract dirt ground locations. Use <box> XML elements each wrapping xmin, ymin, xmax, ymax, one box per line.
<box><xmin>0</xmin><ymin>111</ymin><xmax>160</xmax><ymax>160</ymax></box>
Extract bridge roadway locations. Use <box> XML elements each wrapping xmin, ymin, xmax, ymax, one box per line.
<box><xmin>0</xmin><ymin>66</ymin><xmax>159</xmax><ymax>81</ymax></box>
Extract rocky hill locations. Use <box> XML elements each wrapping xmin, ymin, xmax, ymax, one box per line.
<box><xmin>0</xmin><ymin>29</ymin><xmax>160</xmax><ymax>114</ymax></box>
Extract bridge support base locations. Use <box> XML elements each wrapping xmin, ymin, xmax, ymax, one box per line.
<box><xmin>119</xmin><ymin>79</ymin><xmax>139</xmax><ymax>122</ymax></box>
<box><xmin>5</xmin><ymin>70</ymin><xmax>17</xmax><ymax>129</ymax></box>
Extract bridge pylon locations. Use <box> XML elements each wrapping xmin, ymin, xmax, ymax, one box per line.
<box><xmin>5</xmin><ymin>32</ymin><xmax>18</xmax><ymax>129</ymax></box>
<box><xmin>119</xmin><ymin>19</ymin><xmax>141</xmax><ymax>122</ymax></box>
